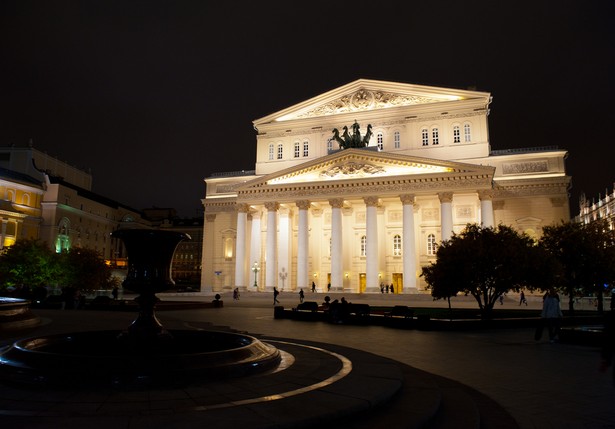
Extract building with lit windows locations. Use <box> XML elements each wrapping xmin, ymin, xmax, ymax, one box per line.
<box><xmin>574</xmin><ymin>185</ymin><xmax>615</xmax><ymax>229</ymax></box>
<box><xmin>0</xmin><ymin>145</ymin><xmax>148</xmax><ymax>260</ymax></box>
<box><xmin>201</xmin><ymin>79</ymin><xmax>571</xmax><ymax>294</ymax></box>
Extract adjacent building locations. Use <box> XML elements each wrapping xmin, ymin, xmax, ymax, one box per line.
<box><xmin>202</xmin><ymin>79</ymin><xmax>571</xmax><ymax>294</ymax></box>
<box><xmin>574</xmin><ymin>186</ymin><xmax>615</xmax><ymax>229</ymax></box>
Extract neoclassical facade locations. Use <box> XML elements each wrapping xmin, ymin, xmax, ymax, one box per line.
<box><xmin>202</xmin><ymin>79</ymin><xmax>570</xmax><ymax>294</ymax></box>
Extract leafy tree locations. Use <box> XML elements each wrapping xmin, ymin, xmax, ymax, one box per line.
<box><xmin>58</xmin><ymin>247</ymin><xmax>114</xmax><ymax>293</ymax></box>
<box><xmin>540</xmin><ymin>219</ymin><xmax>615</xmax><ymax>313</ymax></box>
<box><xmin>0</xmin><ymin>239</ymin><xmax>60</xmax><ymax>296</ymax></box>
<box><xmin>421</xmin><ymin>224</ymin><xmax>556</xmax><ymax>319</ymax></box>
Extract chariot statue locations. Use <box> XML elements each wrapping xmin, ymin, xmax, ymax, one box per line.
<box><xmin>331</xmin><ymin>121</ymin><xmax>373</xmax><ymax>149</ymax></box>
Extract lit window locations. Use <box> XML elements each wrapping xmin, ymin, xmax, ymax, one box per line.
<box><xmin>464</xmin><ymin>123</ymin><xmax>471</xmax><ymax>142</ymax></box>
<box><xmin>303</xmin><ymin>140</ymin><xmax>309</xmax><ymax>157</ymax></box>
<box><xmin>294</xmin><ymin>142</ymin><xmax>300</xmax><ymax>158</ymax></box>
<box><xmin>377</xmin><ymin>133</ymin><xmax>383</xmax><ymax>150</ymax></box>
<box><xmin>427</xmin><ymin>234</ymin><xmax>437</xmax><ymax>256</ymax></box>
<box><xmin>421</xmin><ymin>128</ymin><xmax>429</xmax><ymax>146</ymax></box>
<box><xmin>432</xmin><ymin>128</ymin><xmax>439</xmax><ymax>145</ymax></box>
<box><xmin>393</xmin><ymin>234</ymin><xmax>402</xmax><ymax>256</ymax></box>
<box><xmin>394</xmin><ymin>131</ymin><xmax>400</xmax><ymax>149</ymax></box>
<box><xmin>268</xmin><ymin>144</ymin><xmax>274</xmax><ymax>160</ymax></box>
<box><xmin>453</xmin><ymin>125</ymin><xmax>461</xmax><ymax>143</ymax></box>
<box><xmin>360</xmin><ymin>235</ymin><xmax>367</xmax><ymax>257</ymax></box>
<box><xmin>277</xmin><ymin>143</ymin><xmax>283</xmax><ymax>160</ymax></box>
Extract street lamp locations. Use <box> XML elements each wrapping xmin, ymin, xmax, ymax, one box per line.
<box><xmin>252</xmin><ymin>262</ymin><xmax>260</xmax><ymax>289</ymax></box>
<box><xmin>279</xmin><ymin>267</ymin><xmax>288</xmax><ymax>291</ymax></box>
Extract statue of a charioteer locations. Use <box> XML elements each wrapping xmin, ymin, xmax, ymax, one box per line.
<box><xmin>330</xmin><ymin>120</ymin><xmax>373</xmax><ymax>149</ymax></box>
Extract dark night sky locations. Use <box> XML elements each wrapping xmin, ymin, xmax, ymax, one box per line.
<box><xmin>1</xmin><ymin>1</ymin><xmax>614</xmax><ymax>218</ymax></box>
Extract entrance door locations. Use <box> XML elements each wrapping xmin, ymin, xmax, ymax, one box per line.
<box><xmin>392</xmin><ymin>273</ymin><xmax>403</xmax><ymax>293</ymax></box>
<box><xmin>359</xmin><ymin>273</ymin><xmax>366</xmax><ymax>293</ymax></box>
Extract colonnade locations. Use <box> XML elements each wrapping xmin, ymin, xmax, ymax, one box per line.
<box><xmin>233</xmin><ymin>191</ymin><xmax>494</xmax><ymax>293</ymax></box>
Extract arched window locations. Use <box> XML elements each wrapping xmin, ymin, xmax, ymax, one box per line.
<box><xmin>303</xmin><ymin>140</ymin><xmax>309</xmax><ymax>157</ymax></box>
<box><xmin>55</xmin><ymin>218</ymin><xmax>71</xmax><ymax>253</ymax></box>
<box><xmin>277</xmin><ymin>143</ymin><xmax>283</xmax><ymax>160</ymax></box>
<box><xmin>432</xmin><ymin>127</ymin><xmax>439</xmax><ymax>145</ymax></box>
<box><xmin>7</xmin><ymin>190</ymin><xmax>14</xmax><ymax>202</ymax></box>
<box><xmin>427</xmin><ymin>234</ymin><xmax>437</xmax><ymax>256</ymax></box>
<box><xmin>224</xmin><ymin>237</ymin><xmax>234</xmax><ymax>260</ymax></box>
<box><xmin>464</xmin><ymin>123</ymin><xmax>472</xmax><ymax>142</ymax></box>
<box><xmin>453</xmin><ymin>125</ymin><xmax>461</xmax><ymax>143</ymax></box>
<box><xmin>394</xmin><ymin>131</ymin><xmax>400</xmax><ymax>149</ymax></box>
<box><xmin>22</xmin><ymin>193</ymin><xmax>31</xmax><ymax>206</ymax></box>
<box><xmin>421</xmin><ymin>128</ymin><xmax>429</xmax><ymax>146</ymax></box>
<box><xmin>268</xmin><ymin>144</ymin><xmax>274</xmax><ymax>160</ymax></box>
<box><xmin>360</xmin><ymin>235</ymin><xmax>367</xmax><ymax>257</ymax></box>
<box><xmin>393</xmin><ymin>234</ymin><xmax>402</xmax><ymax>256</ymax></box>
<box><xmin>377</xmin><ymin>132</ymin><xmax>384</xmax><ymax>150</ymax></box>
<box><xmin>294</xmin><ymin>142</ymin><xmax>300</xmax><ymax>158</ymax></box>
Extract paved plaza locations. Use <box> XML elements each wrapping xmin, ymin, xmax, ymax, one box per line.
<box><xmin>1</xmin><ymin>291</ymin><xmax>613</xmax><ymax>428</ymax></box>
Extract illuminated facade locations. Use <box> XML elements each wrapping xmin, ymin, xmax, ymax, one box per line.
<box><xmin>574</xmin><ymin>186</ymin><xmax>615</xmax><ymax>229</ymax></box>
<box><xmin>201</xmin><ymin>79</ymin><xmax>571</xmax><ymax>294</ymax></box>
<box><xmin>0</xmin><ymin>145</ymin><xmax>148</xmax><ymax>258</ymax></box>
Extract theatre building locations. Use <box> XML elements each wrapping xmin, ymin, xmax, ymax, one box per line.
<box><xmin>201</xmin><ymin>79</ymin><xmax>570</xmax><ymax>294</ymax></box>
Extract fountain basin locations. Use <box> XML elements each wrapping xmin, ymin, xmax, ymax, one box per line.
<box><xmin>0</xmin><ymin>329</ymin><xmax>281</xmax><ymax>388</ymax></box>
<box><xmin>0</xmin><ymin>297</ymin><xmax>41</xmax><ymax>331</ymax></box>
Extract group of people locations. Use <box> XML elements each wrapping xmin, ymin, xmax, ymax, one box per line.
<box><xmin>380</xmin><ymin>283</ymin><xmax>395</xmax><ymax>293</ymax></box>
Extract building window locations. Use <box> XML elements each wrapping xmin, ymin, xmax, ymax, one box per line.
<box><xmin>394</xmin><ymin>131</ymin><xmax>400</xmax><ymax>149</ymax></box>
<box><xmin>421</xmin><ymin>128</ymin><xmax>429</xmax><ymax>146</ymax></box>
<box><xmin>377</xmin><ymin>133</ymin><xmax>384</xmax><ymax>150</ymax></box>
<box><xmin>294</xmin><ymin>142</ymin><xmax>300</xmax><ymax>158</ymax></box>
<box><xmin>277</xmin><ymin>143</ymin><xmax>283</xmax><ymax>160</ymax></box>
<box><xmin>327</xmin><ymin>139</ymin><xmax>333</xmax><ymax>152</ymax></box>
<box><xmin>432</xmin><ymin>128</ymin><xmax>439</xmax><ymax>145</ymax></box>
<box><xmin>427</xmin><ymin>234</ymin><xmax>437</xmax><ymax>256</ymax></box>
<box><xmin>393</xmin><ymin>234</ymin><xmax>402</xmax><ymax>256</ymax></box>
<box><xmin>464</xmin><ymin>123</ymin><xmax>472</xmax><ymax>142</ymax></box>
<box><xmin>268</xmin><ymin>144</ymin><xmax>274</xmax><ymax>160</ymax></box>
<box><xmin>303</xmin><ymin>140</ymin><xmax>309</xmax><ymax>157</ymax></box>
<box><xmin>453</xmin><ymin>125</ymin><xmax>461</xmax><ymax>143</ymax></box>
<box><xmin>360</xmin><ymin>235</ymin><xmax>367</xmax><ymax>257</ymax></box>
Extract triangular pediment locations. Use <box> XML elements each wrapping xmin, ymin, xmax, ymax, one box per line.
<box><xmin>237</xmin><ymin>149</ymin><xmax>495</xmax><ymax>190</ymax></box>
<box><xmin>254</xmin><ymin>79</ymin><xmax>491</xmax><ymax>124</ymax></box>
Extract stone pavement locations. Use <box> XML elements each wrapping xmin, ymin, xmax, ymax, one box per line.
<box><xmin>1</xmin><ymin>291</ymin><xmax>613</xmax><ymax>428</ymax></box>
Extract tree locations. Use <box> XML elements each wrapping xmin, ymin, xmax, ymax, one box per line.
<box><xmin>0</xmin><ymin>239</ymin><xmax>60</xmax><ymax>296</ymax></box>
<box><xmin>421</xmin><ymin>224</ymin><xmax>556</xmax><ymax>319</ymax></box>
<box><xmin>540</xmin><ymin>219</ymin><xmax>615</xmax><ymax>313</ymax></box>
<box><xmin>58</xmin><ymin>247</ymin><xmax>114</xmax><ymax>293</ymax></box>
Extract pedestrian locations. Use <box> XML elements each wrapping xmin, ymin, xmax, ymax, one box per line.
<box><xmin>390</xmin><ymin>283</ymin><xmax>395</xmax><ymax>294</ymax></box>
<box><xmin>380</xmin><ymin>283</ymin><xmax>384</xmax><ymax>293</ymax></box>
<box><xmin>233</xmin><ymin>287</ymin><xmax>240</xmax><ymax>300</ymax></box>
<box><xmin>499</xmin><ymin>294</ymin><xmax>504</xmax><ymax>305</ymax></box>
<box><xmin>273</xmin><ymin>287</ymin><xmax>280</xmax><ymax>305</ymax></box>
<box><xmin>311</xmin><ymin>281</ymin><xmax>316</xmax><ymax>293</ymax></box>
<box><xmin>519</xmin><ymin>291</ymin><xmax>527</xmax><ymax>306</ymax></box>
<box><xmin>299</xmin><ymin>288</ymin><xmax>305</xmax><ymax>303</ymax></box>
<box><xmin>327</xmin><ymin>283</ymin><xmax>331</xmax><ymax>292</ymax></box>
<box><xmin>540</xmin><ymin>288</ymin><xmax>563</xmax><ymax>342</ymax></box>
<box><xmin>112</xmin><ymin>286</ymin><xmax>119</xmax><ymax>300</ymax></box>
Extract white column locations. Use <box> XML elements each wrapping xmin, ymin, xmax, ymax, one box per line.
<box><xmin>296</xmin><ymin>200</ymin><xmax>310</xmax><ymax>292</ymax></box>
<box><xmin>364</xmin><ymin>196</ymin><xmax>380</xmax><ymax>293</ymax></box>
<box><xmin>438</xmin><ymin>192</ymin><xmax>454</xmax><ymax>241</ymax></box>
<box><xmin>264</xmin><ymin>202</ymin><xmax>279</xmax><ymax>291</ymax></box>
<box><xmin>201</xmin><ymin>213</ymin><xmax>216</xmax><ymax>294</ymax></box>
<box><xmin>329</xmin><ymin>198</ymin><xmax>344</xmax><ymax>291</ymax></box>
<box><xmin>479</xmin><ymin>190</ymin><xmax>495</xmax><ymax>228</ymax></box>
<box><xmin>278</xmin><ymin>207</ymin><xmax>290</xmax><ymax>291</ymax></box>
<box><xmin>234</xmin><ymin>204</ymin><xmax>249</xmax><ymax>290</ymax></box>
<box><xmin>401</xmin><ymin>194</ymin><xmax>417</xmax><ymax>292</ymax></box>
<box><xmin>249</xmin><ymin>210</ymin><xmax>262</xmax><ymax>291</ymax></box>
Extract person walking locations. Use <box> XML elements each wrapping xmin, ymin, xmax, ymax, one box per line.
<box><xmin>519</xmin><ymin>290</ymin><xmax>527</xmax><ymax>306</ymax></box>
<box><xmin>541</xmin><ymin>288</ymin><xmax>563</xmax><ymax>342</ymax></box>
<box><xmin>273</xmin><ymin>287</ymin><xmax>280</xmax><ymax>305</ymax></box>
<box><xmin>299</xmin><ymin>288</ymin><xmax>305</xmax><ymax>303</ymax></box>
<box><xmin>311</xmin><ymin>281</ymin><xmax>316</xmax><ymax>293</ymax></box>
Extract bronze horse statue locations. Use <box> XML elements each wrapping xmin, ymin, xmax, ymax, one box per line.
<box><xmin>331</xmin><ymin>122</ymin><xmax>373</xmax><ymax>149</ymax></box>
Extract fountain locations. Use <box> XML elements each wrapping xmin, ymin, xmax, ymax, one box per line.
<box><xmin>0</xmin><ymin>229</ymin><xmax>280</xmax><ymax>388</ymax></box>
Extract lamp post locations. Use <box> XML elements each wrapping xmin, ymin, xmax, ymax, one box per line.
<box><xmin>252</xmin><ymin>262</ymin><xmax>260</xmax><ymax>289</ymax></box>
<box><xmin>279</xmin><ymin>267</ymin><xmax>288</xmax><ymax>291</ymax></box>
